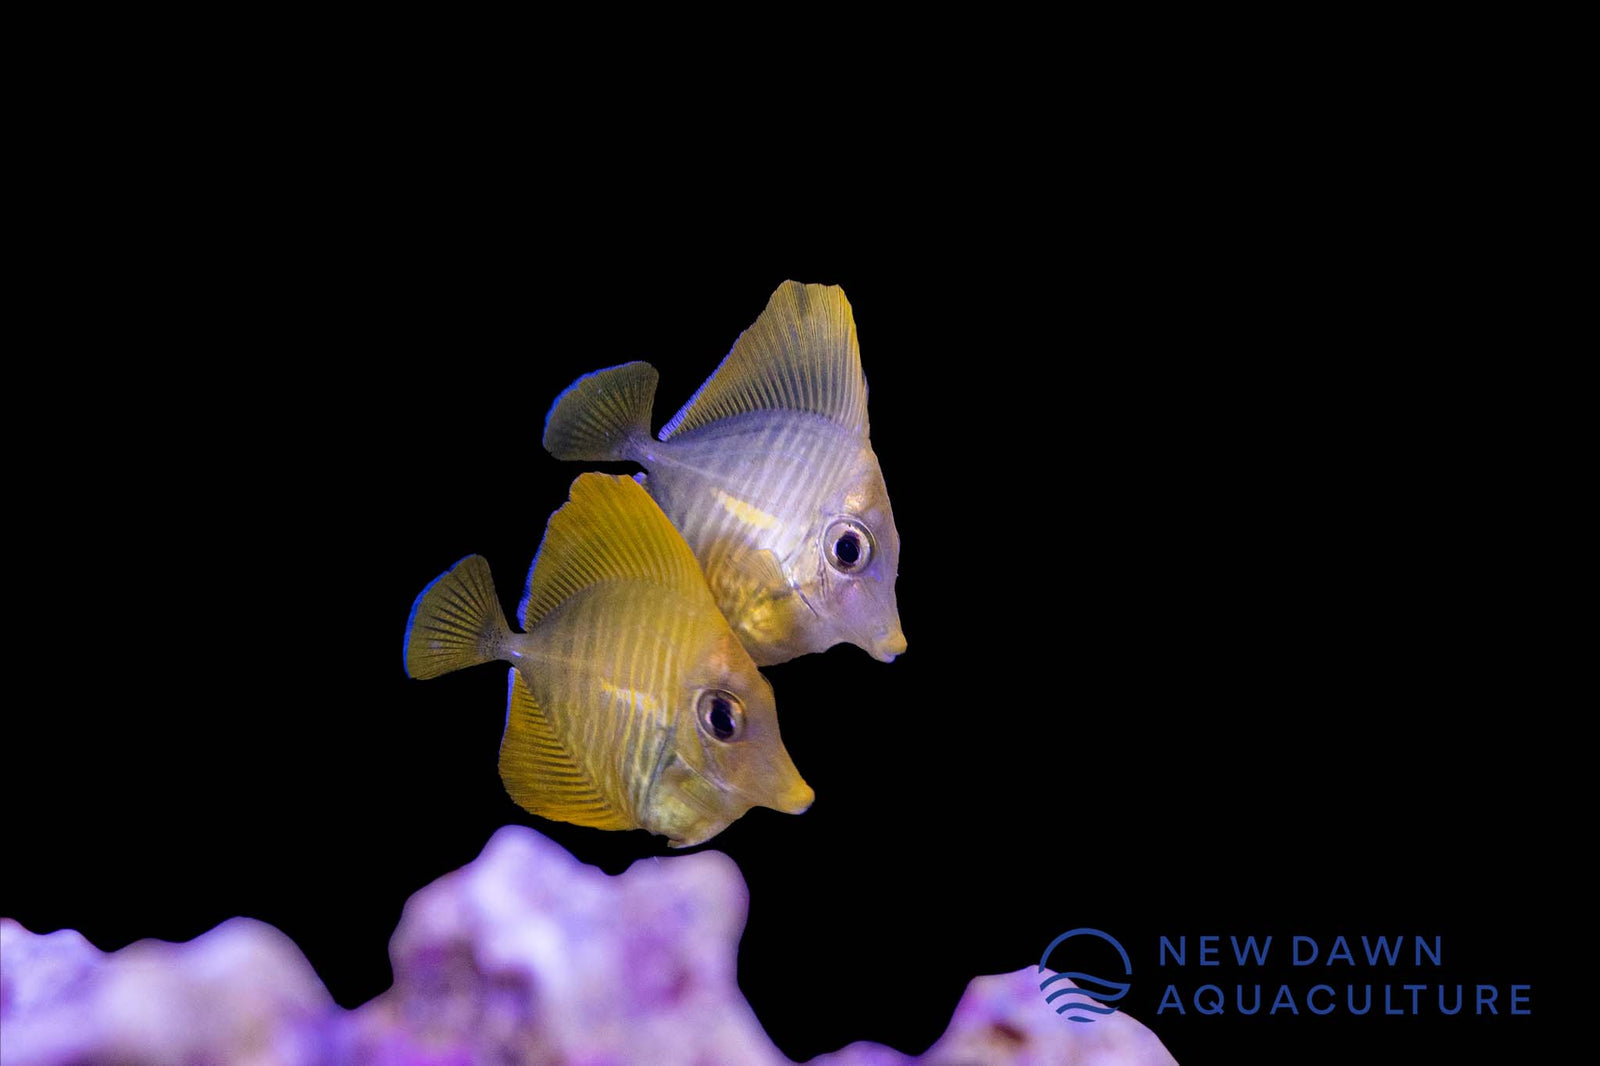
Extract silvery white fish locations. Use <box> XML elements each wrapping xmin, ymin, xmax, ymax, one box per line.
<box><xmin>543</xmin><ymin>281</ymin><xmax>906</xmax><ymax>666</ymax></box>
<box><xmin>403</xmin><ymin>473</ymin><xmax>813</xmax><ymax>847</ymax></box>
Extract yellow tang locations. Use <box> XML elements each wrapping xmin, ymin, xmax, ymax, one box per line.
<box><xmin>403</xmin><ymin>473</ymin><xmax>812</xmax><ymax>847</ymax></box>
<box><xmin>543</xmin><ymin>281</ymin><xmax>906</xmax><ymax>666</ymax></box>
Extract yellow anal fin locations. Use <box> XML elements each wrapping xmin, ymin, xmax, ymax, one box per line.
<box><xmin>498</xmin><ymin>669</ymin><xmax>632</xmax><ymax>831</ymax></box>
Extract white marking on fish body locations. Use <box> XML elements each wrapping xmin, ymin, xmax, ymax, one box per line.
<box><xmin>599</xmin><ymin>679</ymin><xmax>660</xmax><ymax>717</ymax></box>
<box><xmin>713</xmin><ymin>488</ymin><xmax>780</xmax><ymax>531</ymax></box>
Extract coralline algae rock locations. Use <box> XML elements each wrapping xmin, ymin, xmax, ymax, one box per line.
<box><xmin>1</xmin><ymin>826</ymin><xmax>1177</xmax><ymax>1066</ymax></box>
<box><xmin>332</xmin><ymin>826</ymin><xmax>781</xmax><ymax>1065</ymax></box>
<box><xmin>0</xmin><ymin>916</ymin><xmax>331</xmax><ymax>1066</ymax></box>
<box><xmin>817</xmin><ymin>968</ymin><xmax>1178</xmax><ymax>1066</ymax></box>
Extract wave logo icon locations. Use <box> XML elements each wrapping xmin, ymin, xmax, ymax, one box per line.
<box><xmin>1038</xmin><ymin>928</ymin><xmax>1132</xmax><ymax>1023</ymax></box>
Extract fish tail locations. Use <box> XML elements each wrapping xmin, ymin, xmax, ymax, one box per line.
<box><xmin>403</xmin><ymin>555</ymin><xmax>512</xmax><ymax>679</ymax></box>
<box><xmin>542</xmin><ymin>361</ymin><xmax>658</xmax><ymax>462</ymax></box>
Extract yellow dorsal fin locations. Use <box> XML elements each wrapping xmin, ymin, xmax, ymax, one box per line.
<box><xmin>518</xmin><ymin>473</ymin><xmax>710</xmax><ymax>629</ymax></box>
<box><xmin>659</xmin><ymin>281</ymin><xmax>869</xmax><ymax>441</ymax></box>
<box><xmin>499</xmin><ymin>669</ymin><xmax>633</xmax><ymax>830</ymax></box>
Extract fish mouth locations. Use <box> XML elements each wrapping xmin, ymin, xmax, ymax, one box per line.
<box><xmin>773</xmin><ymin>777</ymin><xmax>815</xmax><ymax>815</ymax></box>
<box><xmin>732</xmin><ymin>763</ymin><xmax>813</xmax><ymax>817</ymax></box>
<box><xmin>868</xmin><ymin>625</ymin><xmax>907</xmax><ymax>662</ymax></box>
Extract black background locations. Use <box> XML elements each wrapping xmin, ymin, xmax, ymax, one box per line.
<box><xmin>6</xmin><ymin>99</ymin><xmax>1574</xmax><ymax>1065</ymax></box>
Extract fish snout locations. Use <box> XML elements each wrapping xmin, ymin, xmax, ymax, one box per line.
<box><xmin>869</xmin><ymin>623</ymin><xmax>907</xmax><ymax>662</ymax></box>
<box><xmin>776</xmin><ymin>776</ymin><xmax>815</xmax><ymax>815</ymax></box>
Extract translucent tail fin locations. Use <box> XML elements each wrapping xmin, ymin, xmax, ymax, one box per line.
<box><xmin>542</xmin><ymin>361</ymin><xmax>658</xmax><ymax>461</ymax></box>
<box><xmin>403</xmin><ymin>555</ymin><xmax>512</xmax><ymax>679</ymax></box>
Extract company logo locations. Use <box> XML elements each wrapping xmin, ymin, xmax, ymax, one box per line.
<box><xmin>1038</xmin><ymin>928</ymin><xmax>1133</xmax><ymax>1023</ymax></box>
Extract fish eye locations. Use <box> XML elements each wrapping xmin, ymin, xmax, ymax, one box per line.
<box><xmin>696</xmin><ymin>689</ymin><xmax>745</xmax><ymax>742</ymax></box>
<box><xmin>824</xmin><ymin>518</ymin><xmax>874</xmax><ymax>575</ymax></box>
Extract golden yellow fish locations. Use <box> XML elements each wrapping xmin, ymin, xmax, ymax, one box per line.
<box><xmin>543</xmin><ymin>281</ymin><xmax>906</xmax><ymax>666</ymax></box>
<box><xmin>403</xmin><ymin>473</ymin><xmax>812</xmax><ymax>847</ymax></box>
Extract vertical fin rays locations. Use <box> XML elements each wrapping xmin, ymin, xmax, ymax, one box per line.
<box><xmin>518</xmin><ymin>474</ymin><xmax>709</xmax><ymax>630</ymax></box>
<box><xmin>499</xmin><ymin>669</ymin><xmax>633</xmax><ymax>829</ymax></box>
<box><xmin>403</xmin><ymin>555</ymin><xmax>511</xmax><ymax>679</ymax></box>
<box><xmin>659</xmin><ymin>282</ymin><xmax>869</xmax><ymax>440</ymax></box>
<box><xmin>542</xmin><ymin>362</ymin><xmax>659</xmax><ymax>462</ymax></box>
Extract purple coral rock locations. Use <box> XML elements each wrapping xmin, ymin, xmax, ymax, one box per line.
<box><xmin>814</xmin><ymin>969</ymin><xmax>1176</xmax><ymax>1066</ymax></box>
<box><xmin>335</xmin><ymin>824</ymin><xmax>784</xmax><ymax>1065</ymax></box>
<box><xmin>0</xmin><ymin>916</ymin><xmax>332</xmax><ymax>1066</ymax></box>
<box><xmin>3</xmin><ymin>827</ymin><xmax>1178</xmax><ymax>1065</ymax></box>
<box><xmin>925</xmin><ymin>968</ymin><xmax>1176</xmax><ymax>1065</ymax></box>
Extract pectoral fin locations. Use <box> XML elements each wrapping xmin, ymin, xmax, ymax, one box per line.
<box><xmin>499</xmin><ymin>669</ymin><xmax>632</xmax><ymax>830</ymax></box>
<box><xmin>701</xmin><ymin>543</ymin><xmax>805</xmax><ymax>660</ymax></box>
<box><xmin>705</xmin><ymin>543</ymin><xmax>789</xmax><ymax>602</ymax></box>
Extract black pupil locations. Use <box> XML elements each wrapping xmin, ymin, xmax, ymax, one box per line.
<box><xmin>835</xmin><ymin>532</ymin><xmax>861</xmax><ymax>566</ymax></box>
<box><xmin>709</xmin><ymin>698</ymin><xmax>735</xmax><ymax>739</ymax></box>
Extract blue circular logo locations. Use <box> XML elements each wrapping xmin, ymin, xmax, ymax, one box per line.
<box><xmin>1038</xmin><ymin>928</ymin><xmax>1133</xmax><ymax>1023</ymax></box>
